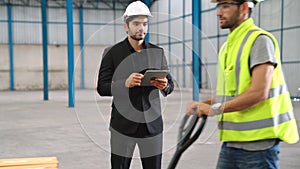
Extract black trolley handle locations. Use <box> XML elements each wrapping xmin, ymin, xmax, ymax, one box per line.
<box><xmin>167</xmin><ymin>114</ymin><xmax>207</xmax><ymax>169</ymax></box>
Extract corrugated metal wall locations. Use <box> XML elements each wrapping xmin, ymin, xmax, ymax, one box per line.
<box><xmin>149</xmin><ymin>0</ymin><xmax>300</xmax><ymax>97</ymax></box>
<box><xmin>0</xmin><ymin>0</ymin><xmax>299</xmax><ymax>96</ymax></box>
<box><xmin>0</xmin><ymin>6</ymin><xmax>8</xmax><ymax>43</ymax></box>
<box><xmin>0</xmin><ymin>4</ymin><xmax>125</xmax><ymax>45</ymax></box>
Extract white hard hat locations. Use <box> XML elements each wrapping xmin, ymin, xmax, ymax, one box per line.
<box><xmin>211</xmin><ymin>0</ymin><xmax>264</xmax><ymax>7</ymax></box>
<box><xmin>123</xmin><ymin>1</ymin><xmax>153</xmax><ymax>22</ymax></box>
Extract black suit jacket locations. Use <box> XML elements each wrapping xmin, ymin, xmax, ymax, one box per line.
<box><xmin>97</xmin><ymin>38</ymin><xmax>174</xmax><ymax>137</ymax></box>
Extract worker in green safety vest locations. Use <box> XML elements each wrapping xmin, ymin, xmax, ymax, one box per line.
<box><xmin>186</xmin><ymin>0</ymin><xmax>299</xmax><ymax>168</ymax></box>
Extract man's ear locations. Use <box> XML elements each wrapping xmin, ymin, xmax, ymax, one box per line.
<box><xmin>124</xmin><ymin>23</ymin><xmax>129</xmax><ymax>33</ymax></box>
<box><xmin>241</xmin><ymin>2</ymin><xmax>250</xmax><ymax>15</ymax></box>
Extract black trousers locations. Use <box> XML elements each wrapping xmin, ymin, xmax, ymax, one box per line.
<box><xmin>110</xmin><ymin>124</ymin><xmax>163</xmax><ymax>169</ymax></box>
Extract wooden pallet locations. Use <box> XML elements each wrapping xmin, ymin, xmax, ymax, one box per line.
<box><xmin>0</xmin><ymin>157</ymin><xmax>58</xmax><ymax>169</ymax></box>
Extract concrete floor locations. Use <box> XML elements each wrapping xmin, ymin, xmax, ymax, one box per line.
<box><xmin>1</xmin><ymin>89</ymin><xmax>299</xmax><ymax>169</ymax></box>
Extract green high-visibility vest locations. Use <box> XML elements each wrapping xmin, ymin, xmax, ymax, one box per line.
<box><xmin>216</xmin><ymin>18</ymin><xmax>299</xmax><ymax>144</ymax></box>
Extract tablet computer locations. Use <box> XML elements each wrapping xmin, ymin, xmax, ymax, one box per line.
<box><xmin>141</xmin><ymin>70</ymin><xmax>169</xmax><ymax>86</ymax></box>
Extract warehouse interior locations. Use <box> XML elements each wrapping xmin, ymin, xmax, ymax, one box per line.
<box><xmin>0</xmin><ymin>0</ymin><xmax>300</xmax><ymax>168</ymax></box>
<box><xmin>1</xmin><ymin>0</ymin><xmax>299</xmax><ymax>96</ymax></box>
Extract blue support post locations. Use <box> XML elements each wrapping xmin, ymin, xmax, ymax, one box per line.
<box><xmin>66</xmin><ymin>0</ymin><xmax>75</xmax><ymax>107</ymax></box>
<box><xmin>144</xmin><ymin>0</ymin><xmax>150</xmax><ymax>42</ymax></box>
<box><xmin>7</xmin><ymin>2</ymin><xmax>14</xmax><ymax>91</ymax></box>
<box><xmin>41</xmin><ymin>0</ymin><xmax>49</xmax><ymax>100</ymax></box>
<box><xmin>79</xmin><ymin>6</ymin><xmax>85</xmax><ymax>89</ymax></box>
<box><xmin>280</xmin><ymin>0</ymin><xmax>284</xmax><ymax>61</ymax></box>
<box><xmin>182</xmin><ymin>0</ymin><xmax>186</xmax><ymax>88</ymax></box>
<box><xmin>113</xmin><ymin>1</ymin><xmax>116</xmax><ymax>43</ymax></box>
<box><xmin>192</xmin><ymin>0</ymin><xmax>202</xmax><ymax>101</ymax></box>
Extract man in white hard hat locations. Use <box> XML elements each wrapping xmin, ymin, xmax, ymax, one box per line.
<box><xmin>186</xmin><ymin>0</ymin><xmax>299</xmax><ymax>168</ymax></box>
<box><xmin>97</xmin><ymin>1</ymin><xmax>174</xmax><ymax>169</ymax></box>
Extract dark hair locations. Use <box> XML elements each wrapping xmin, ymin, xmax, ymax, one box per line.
<box><xmin>234</xmin><ymin>0</ymin><xmax>258</xmax><ymax>5</ymax></box>
<box><xmin>125</xmin><ymin>15</ymin><xmax>149</xmax><ymax>26</ymax></box>
<box><xmin>234</xmin><ymin>0</ymin><xmax>247</xmax><ymax>3</ymax></box>
<box><xmin>125</xmin><ymin>16</ymin><xmax>136</xmax><ymax>26</ymax></box>
<box><xmin>234</xmin><ymin>0</ymin><xmax>254</xmax><ymax>17</ymax></box>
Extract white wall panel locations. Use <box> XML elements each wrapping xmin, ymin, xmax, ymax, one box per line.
<box><xmin>48</xmin><ymin>24</ymin><xmax>67</xmax><ymax>44</ymax></box>
<box><xmin>73</xmin><ymin>24</ymin><xmax>80</xmax><ymax>44</ymax></box>
<box><xmin>260</xmin><ymin>0</ymin><xmax>282</xmax><ymax>30</ymax></box>
<box><xmin>0</xmin><ymin>6</ymin><xmax>7</xmax><ymax>20</ymax></box>
<box><xmin>84</xmin><ymin>9</ymin><xmax>101</xmax><ymax>23</ymax></box>
<box><xmin>184</xmin><ymin>0</ymin><xmax>192</xmax><ymax>14</ymax></box>
<box><xmin>157</xmin><ymin>22</ymin><xmax>169</xmax><ymax>44</ymax></box>
<box><xmin>13</xmin><ymin>6</ymin><xmax>41</xmax><ymax>21</ymax></box>
<box><xmin>84</xmin><ymin>24</ymin><xmax>122</xmax><ymax>45</ymax></box>
<box><xmin>114</xmin><ymin>24</ymin><xmax>127</xmax><ymax>44</ymax></box>
<box><xmin>202</xmin><ymin>0</ymin><xmax>216</xmax><ymax>10</ymax></box>
<box><xmin>170</xmin><ymin>19</ymin><xmax>183</xmax><ymax>42</ymax></box>
<box><xmin>203</xmin><ymin>65</ymin><xmax>217</xmax><ymax>90</ymax></box>
<box><xmin>202</xmin><ymin>11</ymin><xmax>218</xmax><ymax>37</ymax></box>
<box><xmin>184</xmin><ymin>16</ymin><xmax>193</xmax><ymax>41</ymax></box>
<box><xmin>11</xmin><ymin>6</ymin><xmax>41</xmax><ymax>44</ymax></box>
<box><xmin>0</xmin><ymin>23</ymin><xmax>8</xmax><ymax>43</ymax></box>
<box><xmin>171</xmin><ymin>0</ymin><xmax>182</xmax><ymax>16</ymax></box>
<box><xmin>73</xmin><ymin>9</ymin><xmax>79</xmax><ymax>23</ymax></box>
<box><xmin>153</xmin><ymin>0</ymin><xmax>169</xmax><ymax>14</ymax></box>
<box><xmin>283</xmin><ymin>64</ymin><xmax>300</xmax><ymax>96</ymax></box>
<box><xmin>84</xmin><ymin>25</ymin><xmax>102</xmax><ymax>45</ymax></box>
<box><xmin>84</xmin><ymin>9</ymin><xmax>114</xmax><ymax>23</ymax></box>
<box><xmin>13</xmin><ymin>23</ymin><xmax>41</xmax><ymax>44</ymax></box>
<box><xmin>283</xmin><ymin>28</ymin><xmax>300</xmax><ymax>62</ymax></box>
<box><xmin>202</xmin><ymin>38</ymin><xmax>218</xmax><ymax>63</ymax></box>
<box><xmin>1</xmin><ymin>5</ymin><xmax>9</xmax><ymax>44</ymax></box>
<box><xmin>184</xmin><ymin>41</ymin><xmax>193</xmax><ymax>63</ymax></box>
<box><xmin>149</xmin><ymin>23</ymin><xmax>158</xmax><ymax>43</ymax></box>
<box><xmin>170</xmin><ymin>43</ymin><xmax>183</xmax><ymax>61</ymax></box>
<box><xmin>48</xmin><ymin>8</ymin><xmax>66</xmax><ymax>22</ymax></box>
<box><xmin>283</xmin><ymin>0</ymin><xmax>300</xmax><ymax>27</ymax></box>
<box><xmin>271</xmin><ymin>31</ymin><xmax>281</xmax><ymax>47</ymax></box>
<box><xmin>114</xmin><ymin>11</ymin><xmax>123</xmax><ymax>22</ymax></box>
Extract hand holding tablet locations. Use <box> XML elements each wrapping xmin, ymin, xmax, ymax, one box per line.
<box><xmin>141</xmin><ymin>70</ymin><xmax>169</xmax><ymax>86</ymax></box>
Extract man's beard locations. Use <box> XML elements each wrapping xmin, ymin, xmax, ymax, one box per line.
<box><xmin>130</xmin><ymin>35</ymin><xmax>144</xmax><ymax>41</ymax></box>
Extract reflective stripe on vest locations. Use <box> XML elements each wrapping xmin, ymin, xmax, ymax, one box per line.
<box><xmin>235</xmin><ymin>29</ymin><xmax>259</xmax><ymax>95</ymax></box>
<box><xmin>216</xmin><ymin>84</ymin><xmax>288</xmax><ymax>102</ymax></box>
<box><xmin>219</xmin><ymin>110</ymin><xmax>294</xmax><ymax>131</ymax></box>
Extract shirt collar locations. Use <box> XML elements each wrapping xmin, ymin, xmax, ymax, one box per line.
<box><xmin>125</xmin><ymin>37</ymin><xmax>147</xmax><ymax>53</ymax></box>
<box><xmin>228</xmin><ymin>18</ymin><xmax>254</xmax><ymax>43</ymax></box>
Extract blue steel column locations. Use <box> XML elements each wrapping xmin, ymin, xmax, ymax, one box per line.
<box><xmin>41</xmin><ymin>0</ymin><xmax>48</xmax><ymax>100</ymax></box>
<box><xmin>7</xmin><ymin>2</ymin><xmax>14</xmax><ymax>91</ymax></box>
<box><xmin>182</xmin><ymin>0</ymin><xmax>186</xmax><ymax>87</ymax></box>
<box><xmin>144</xmin><ymin>0</ymin><xmax>150</xmax><ymax>42</ymax></box>
<box><xmin>67</xmin><ymin>0</ymin><xmax>75</xmax><ymax>107</ymax></box>
<box><xmin>79</xmin><ymin>5</ymin><xmax>85</xmax><ymax>89</ymax></box>
<box><xmin>192</xmin><ymin>0</ymin><xmax>201</xmax><ymax>101</ymax></box>
<box><xmin>113</xmin><ymin>1</ymin><xmax>116</xmax><ymax>43</ymax></box>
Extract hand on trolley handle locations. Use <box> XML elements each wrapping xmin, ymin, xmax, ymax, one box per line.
<box><xmin>167</xmin><ymin>104</ymin><xmax>208</xmax><ymax>169</ymax></box>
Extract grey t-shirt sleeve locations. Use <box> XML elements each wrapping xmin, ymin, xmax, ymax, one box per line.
<box><xmin>250</xmin><ymin>35</ymin><xmax>277</xmax><ymax>72</ymax></box>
